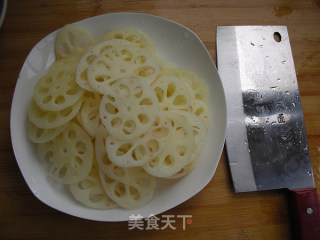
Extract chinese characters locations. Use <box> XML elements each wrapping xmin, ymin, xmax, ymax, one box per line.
<box><xmin>128</xmin><ymin>214</ymin><xmax>192</xmax><ymax>230</ymax></box>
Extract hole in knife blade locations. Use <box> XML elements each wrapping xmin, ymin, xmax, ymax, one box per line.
<box><xmin>273</xmin><ymin>32</ymin><xmax>281</xmax><ymax>42</ymax></box>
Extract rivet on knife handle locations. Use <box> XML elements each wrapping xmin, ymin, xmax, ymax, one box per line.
<box><xmin>290</xmin><ymin>188</ymin><xmax>320</xmax><ymax>240</ymax></box>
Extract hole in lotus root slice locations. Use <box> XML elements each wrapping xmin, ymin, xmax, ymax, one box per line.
<box><xmin>191</xmin><ymin>99</ymin><xmax>210</xmax><ymax>128</ymax></box>
<box><xmin>62</xmin><ymin>147</ymin><xmax>68</xmax><ymax>154</ymax></box>
<box><xmin>163</xmin><ymin>155</ymin><xmax>174</xmax><ymax>166</ymax></box>
<box><xmin>143</xmin><ymin>112</ymin><xmax>194</xmax><ymax>178</ymax></box>
<box><xmin>134</xmin><ymin>55</ymin><xmax>147</xmax><ymax>65</ymax></box>
<box><xmin>194</xmin><ymin>85</ymin><xmax>208</xmax><ymax>102</ymax></box>
<box><xmin>105</xmin><ymin>103</ymin><xmax>118</xmax><ymax>115</ymax></box>
<box><xmin>151</xmin><ymin>75</ymin><xmax>192</xmax><ymax>112</ymax></box>
<box><xmin>129</xmin><ymin>186</ymin><xmax>140</xmax><ymax>200</ymax></box>
<box><xmin>33</xmin><ymin>58</ymin><xmax>84</xmax><ymax>111</ymax></box>
<box><xmin>122</xmin><ymin>120</ymin><xmax>136</xmax><ymax>135</ymax></box>
<box><xmin>69</xmin><ymin>164</ymin><xmax>117</xmax><ymax>210</ymax></box>
<box><xmin>137</xmin><ymin>114</ymin><xmax>149</xmax><ymax>124</ymax></box>
<box><xmin>54</xmin><ymin>95</ymin><xmax>65</xmax><ymax>105</ymax></box>
<box><xmin>37</xmin><ymin>122</ymin><xmax>93</xmax><ymax>184</ymax></box>
<box><xmin>113</xmin><ymin>166</ymin><xmax>126</xmax><ymax>178</ymax></box>
<box><xmin>75</xmin><ymin>141</ymin><xmax>87</xmax><ymax>155</ymax></box>
<box><xmin>154</xmin><ymin>87</ymin><xmax>164</xmax><ymax>103</ymax></box>
<box><xmin>106</xmin><ymin>94</ymin><xmax>115</xmax><ymax>102</ymax></box>
<box><xmin>176</xmin><ymin>146</ymin><xmax>186</xmax><ymax>156</ymax></box>
<box><xmin>99</xmin><ymin>77</ymin><xmax>158</xmax><ymax>140</ymax></box>
<box><xmin>114</xmin><ymin>182</ymin><xmax>126</xmax><ymax>198</ymax></box>
<box><xmin>56</xmin><ymin>70</ymin><xmax>65</xmax><ymax>79</ymax></box>
<box><xmin>89</xmin><ymin>193</ymin><xmax>105</xmax><ymax>203</ymax></box>
<box><xmin>135</xmin><ymin>66</ymin><xmax>155</xmax><ymax>77</ymax></box>
<box><xmin>87</xmin><ymin>46</ymin><xmax>160</xmax><ymax>94</ymax></box>
<box><xmin>79</xmin><ymin>179</ymin><xmax>94</xmax><ymax>190</ymax></box>
<box><xmin>43</xmin><ymin>150</ymin><xmax>54</xmax><ymax>162</ymax></box>
<box><xmin>149</xmin><ymin>157</ymin><xmax>159</xmax><ymax>167</ymax></box>
<box><xmin>100</xmin><ymin>28</ymin><xmax>155</xmax><ymax>54</ymax></box>
<box><xmin>176</xmin><ymin>126</ymin><xmax>188</xmax><ymax>138</ymax></box>
<box><xmin>44</xmin><ymin>77</ymin><xmax>53</xmax><ymax>85</ymax></box>
<box><xmin>118</xmin><ymin>83</ymin><xmax>130</xmax><ymax>97</ymax></box>
<box><xmin>103</xmin><ymin>174</ymin><xmax>115</xmax><ymax>184</ymax></box>
<box><xmin>103</xmin><ymin>156</ymin><xmax>112</xmax><ymax>165</ymax></box>
<box><xmin>82</xmin><ymin>91</ymin><xmax>102</xmax><ymax>102</ymax></box>
<box><xmin>119</xmin><ymin>49</ymin><xmax>133</xmax><ymax>62</ymax></box>
<box><xmin>110</xmin><ymin>117</ymin><xmax>122</xmax><ymax>128</ymax></box>
<box><xmin>139</xmin><ymin>98</ymin><xmax>153</xmax><ymax>106</ymax></box>
<box><xmin>42</xmin><ymin>95</ymin><xmax>52</xmax><ymax>104</ymax></box>
<box><xmin>67</xmin><ymin>128</ymin><xmax>77</xmax><ymax>140</ymax></box>
<box><xmin>116</xmin><ymin>143</ymin><xmax>133</xmax><ymax>156</ymax></box>
<box><xmin>147</xmin><ymin>139</ymin><xmax>159</xmax><ymax>153</ymax></box>
<box><xmin>38</xmin><ymin>86</ymin><xmax>49</xmax><ymax>94</ymax></box>
<box><xmin>151</xmin><ymin>126</ymin><xmax>169</xmax><ymax>139</ymax></box>
<box><xmin>27</xmin><ymin>119</ymin><xmax>67</xmax><ymax>143</ymax></box>
<box><xmin>135</xmin><ymin>66</ymin><xmax>156</xmax><ymax>78</ymax></box>
<box><xmin>173</xmin><ymin>95</ymin><xmax>187</xmax><ymax>106</ymax></box>
<box><xmin>66</xmin><ymin>89</ymin><xmax>78</xmax><ymax>96</ymax></box>
<box><xmin>55</xmin><ymin>24</ymin><xmax>94</xmax><ymax>60</ymax></box>
<box><xmin>133</xmin><ymin>86</ymin><xmax>143</xmax><ymax>98</ymax></box>
<box><xmin>167</xmin><ymin>82</ymin><xmax>176</xmax><ymax>98</ymax></box>
<box><xmin>131</xmin><ymin>145</ymin><xmax>146</xmax><ymax>161</ymax></box>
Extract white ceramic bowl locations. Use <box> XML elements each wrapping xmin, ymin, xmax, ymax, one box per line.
<box><xmin>10</xmin><ymin>13</ymin><xmax>226</xmax><ymax>221</ymax></box>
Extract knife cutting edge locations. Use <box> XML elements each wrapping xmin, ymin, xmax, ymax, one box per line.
<box><xmin>217</xmin><ymin>26</ymin><xmax>320</xmax><ymax>240</ymax></box>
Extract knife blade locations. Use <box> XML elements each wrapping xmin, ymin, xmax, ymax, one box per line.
<box><xmin>216</xmin><ymin>26</ymin><xmax>320</xmax><ymax>240</ymax></box>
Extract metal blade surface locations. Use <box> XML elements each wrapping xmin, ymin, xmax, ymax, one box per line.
<box><xmin>217</xmin><ymin>26</ymin><xmax>315</xmax><ymax>192</ymax></box>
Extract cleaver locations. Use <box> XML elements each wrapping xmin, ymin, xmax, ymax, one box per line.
<box><xmin>216</xmin><ymin>26</ymin><xmax>320</xmax><ymax>240</ymax></box>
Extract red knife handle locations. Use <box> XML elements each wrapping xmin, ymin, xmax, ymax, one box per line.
<box><xmin>290</xmin><ymin>188</ymin><xmax>320</xmax><ymax>240</ymax></box>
